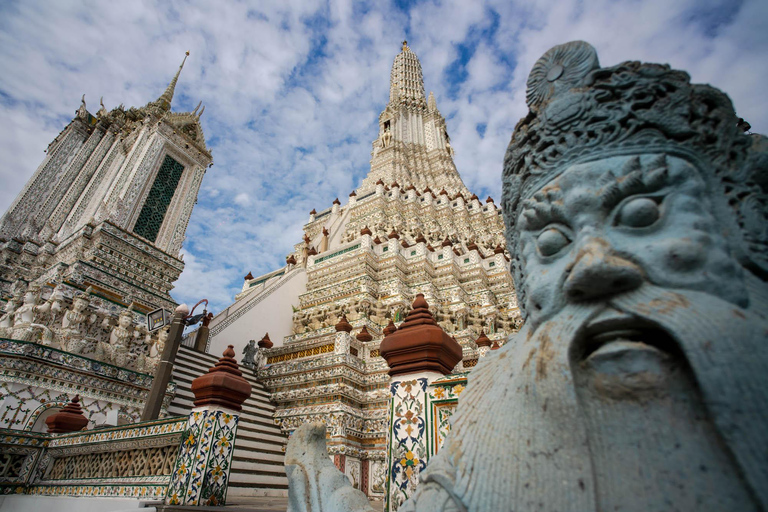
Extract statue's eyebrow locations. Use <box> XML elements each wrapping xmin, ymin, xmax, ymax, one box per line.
<box><xmin>598</xmin><ymin>155</ymin><xmax>670</xmax><ymax>210</ymax></box>
<box><xmin>521</xmin><ymin>186</ymin><xmax>569</xmax><ymax>231</ymax></box>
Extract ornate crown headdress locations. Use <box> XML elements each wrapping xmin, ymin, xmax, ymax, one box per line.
<box><xmin>502</xmin><ymin>41</ymin><xmax>768</xmax><ymax>299</ymax></box>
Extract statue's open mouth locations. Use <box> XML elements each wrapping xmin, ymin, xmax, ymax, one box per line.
<box><xmin>575</xmin><ymin>309</ymin><xmax>677</xmax><ymax>363</ymax></box>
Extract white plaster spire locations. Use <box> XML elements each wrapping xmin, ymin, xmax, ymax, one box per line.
<box><xmin>157</xmin><ymin>51</ymin><xmax>189</xmax><ymax>111</ymax></box>
<box><xmin>389</xmin><ymin>40</ymin><xmax>426</xmax><ymax>104</ymax></box>
<box><xmin>356</xmin><ymin>42</ymin><xmax>469</xmax><ymax>196</ymax></box>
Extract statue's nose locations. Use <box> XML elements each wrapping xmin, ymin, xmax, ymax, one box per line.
<box><xmin>563</xmin><ymin>239</ymin><xmax>643</xmax><ymax>301</ymax></box>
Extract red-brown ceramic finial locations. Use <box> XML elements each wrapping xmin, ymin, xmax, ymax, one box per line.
<box><xmin>476</xmin><ymin>329</ymin><xmax>492</xmax><ymax>348</ymax></box>
<box><xmin>258</xmin><ymin>333</ymin><xmax>273</xmax><ymax>349</ymax></box>
<box><xmin>349</xmin><ymin>190</ymin><xmax>357</xmax><ymax>197</ymax></box>
<box><xmin>46</xmin><ymin>395</ymin><xmax>89</xmax><ymax>433</ymax></box>
<box><xmin>379</xmin><ymin>294</ymin><xmax>462</xmax><ymax>377</ymax></box>
<box><xmin>335</xmin><ymin>315</ymin><xmax>353</xmax><ymax>333</ymax></box>
<box><xmin>383</xmin><ymin>320</ymin><xmax>397</xmax><ymax>336</ymax></box>
<box><xmin>491</xmin><ymin>340</ymin><xmax>501</xmax><ymax>351</ymax></box>
<box><xmin>244</xmin><ymin>271</ymin><xmax>254</xmax><ymax>281</ymax></box>
<box><xmin>287</xmin><ymin>254</ymin><xmax>297</xmax><ymax>265</ymax></box>
<box><xmin>360</xmin><ymin>226</ymin><xmax>372</xmax><ymax>236</ymax></box>
<box><xmin>310</xmin><ymin>209</ymin><xmax>317</xmax><ymax>215</ymax></box>
<box><xmin>190</xmin><ymin>345</ymin><xmax>252</xmax><ymax>411</ymax></box>
<box><xmin>442</xmin><ymin>237</ymin><xmax>452</xmax><ymax>247</ymax></box>
<box><xmin>388</xmin><ymin>230</ymin><xmax>399</xmax><ymax>239</ymax></box>
<box><xmin>308</xmin><ymin>246</ymin><xmax>318</xmax><ymax>256</ymax></box>
<box><xmin>322</xmin><ymin>227</ymin><xmax>329</xmax><ymax>236</ymax></box>
<box><xmin>467</xmin><ymin>241</ymin><xmax>479</xmax><ymax>252</ymax></box>
<box><xmin>494</xmin><ymin>244</ymin><xmax>504</xmax><ymax>254</ymax></box>
<box><xmin>486</xmin><ymin>196</ymin><xmax>494</xmax><ymax>203</ymax></box>
<box><xmin>333</xmin><ymin>198</ymin><xmax>341</xmax><ymax>205</ymax></box>
<box><xmin>415</xmin><ymin>233</ymin><xmax>427</xmax><ymax>244</ymax></box>
<box><xmin>356</xmin><ymin>325</ymin><xmax>373</xmax><ymax>342</ymax></box>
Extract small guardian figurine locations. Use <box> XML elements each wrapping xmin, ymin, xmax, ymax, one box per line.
<box><xmin>59</xmin><ymin>287</ymin><xmax>92</xmax><ymax>354</ymax></box>
<box><xmin>241</xmin><ymin>339</ymin><xmax>258</xmax><ymax>369</ymax></box>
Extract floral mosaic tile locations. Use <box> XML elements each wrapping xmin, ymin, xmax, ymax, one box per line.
<box><xmin>386</xmin><ymin>378</ymin><xmax>428</xmax><ymax>512</ymax></box>
<box><xmin>165</xmin><ymin>409</ymin><xmax>239</xmax><ymax>506</ymax></box>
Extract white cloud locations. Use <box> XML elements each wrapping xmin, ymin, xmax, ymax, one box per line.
<box><xmin>233</xmin><ymin>193</ymin><xmax>250</xmax><ymax>206</ymax></box>
<box><xmin>0</xmin><ymin>0</ymin><xmax>764</xmax><ymax>312</ymax></box>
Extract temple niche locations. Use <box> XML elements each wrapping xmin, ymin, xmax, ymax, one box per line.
<box><xmin>282</xmin><ymin>40</ymin><xmax>768</xmax><ymax>512</ymax></box>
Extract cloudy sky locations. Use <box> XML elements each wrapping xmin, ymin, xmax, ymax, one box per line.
<box><xmin>1</xmin><ymin>0</ymin><xmax>766</xmax><ymax>312</ymax></box>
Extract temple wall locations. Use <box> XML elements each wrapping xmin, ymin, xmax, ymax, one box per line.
<box><xmin>207</xmin><ymin>268</ymin><xmax>308</xmax><ymax>355</ymax></box>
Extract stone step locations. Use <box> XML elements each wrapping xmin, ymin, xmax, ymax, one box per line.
<box><xmin>178</xmin><ymin>346</ymin><xmax>220</xmax><ymax>360</ymax></box>
<box><xmin>226</xmin><ymin>487</ymin><xmax>289</xmax><ymax>499</ymax></box>
<box><xmin>236</xmin><ymin>420</ymin><xmax>283</xmax><ymax>436</ymax></box>
<box><xmin>237</xmin><ymin>428</ymin><xmax>287</xmax><ymax>446</ymax></box>
<box><xmin>228</xmin><ymin>473</ymin><xmax>289</xmax><ymax>489</ymax></box>
<box><xmin>234</xmin><ymin>438</ymin><xmax>286</xmax><ymax>456</ymax></box>
<box><xmin>233</xmin><ymin>446</ymin><xmax>284</xmax><ymax>463</ymax></box>
<box><xmin>166</xmin><ymin>405</ymin><xmax>191</xmax><ymax>416</ymax></box>
<box><xmin>231</xmin><ymin>459</ymin><xmax>285</xmax><ymax>474</ymax></box>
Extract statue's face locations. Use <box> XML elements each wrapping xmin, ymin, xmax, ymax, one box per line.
<box><xmin>73</xmin><ymin>298</ymin><xmax>87</xmax><ymax>312</ymax></box>
<box><xmin>119</xmin><ymin>314</ymin><xmax>132</xmax><ymax>328</ymax></box>
<box><xmin>23</xmin><ymin>292</ymin><xmax>36</xmax><ymax>305</ymax></box>
<box><xmin>455</xmin><ymin>153</ymin><xmax>768</xmax><ymax>510</ymax></box>
<box><xmin>517</xmin><ymin>154</ymin><xmax>747</xmax><ymax>330</ymax></box>
<box><xmin>158</xmin><ymin>328</ymin><xmax>169</xmax><ymax>343</ymax></box>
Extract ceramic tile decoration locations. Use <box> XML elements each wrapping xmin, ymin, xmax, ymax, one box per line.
<box><xmin>426</xmin><ymin>374</ymin><xmax>467</xmax><ymax>457</ymax></box>
<box><xmin>0</xmin><ymin>417</ymin><xmax>186</xmax><ymax>497</ymax></box>
<box><xmin>165</xmin><ymin>408</ymin><xmax>240</xmax><ymax>506</ymax></box>
<box><xmin>385</xmin><ymin>377</ymin><xmax>429</xmax><ymax>511</ymax></box>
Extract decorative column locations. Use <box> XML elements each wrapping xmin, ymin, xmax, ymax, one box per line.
<box><xmin>165</xmin><ymin>345</ymin><xmax>251</xmax><ymax>507</ymax></box>
<box><xmin>193</xmin><ymin>312</ymin><xmax>213</xmax><ymax>352</ymax></box>
<box><xmin>45</xmin><ymin>394</ymin><xmax>89</xmax><ymax>433</ymax></box>
<box><xmin>379</xmin><ymin>294</ymin><xmax>462</xmax><ymax>512</ymax></box>
<box><xmin>142</xmin><ymin>303</ymin><xmax>188</xmax><ymax>421</ymax></box>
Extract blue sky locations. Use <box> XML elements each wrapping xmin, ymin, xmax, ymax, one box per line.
<box><xmin>0</xmin><ymin>0</ymin><xmax>766</xmax><ymax>312</ymax></box>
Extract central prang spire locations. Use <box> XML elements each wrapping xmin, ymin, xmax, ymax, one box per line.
<box><xmin>389</xmin><ymin>40</ymin><xmax>426</xmax><ymax>104</ymax></box>
<box><xmin>356</xmin><ymin>42</ymin><xmax>468</xmax><ymax>196</ymax></box>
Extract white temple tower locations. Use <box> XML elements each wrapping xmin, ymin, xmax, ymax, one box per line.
<box><xmin>0</xmin><ymin>53</ymin><xmax>212</xmax><ymax>313</ymax></box>
<box><xmin>201</xmin><ymin>42</ymin><xmax>520</xmax><ymax>500</ymax></box>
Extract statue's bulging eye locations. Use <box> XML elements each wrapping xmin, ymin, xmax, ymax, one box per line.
<box><xmin>618</xmin><ymin>197</ymin><xmax>660</xmax><ymax>227</ymax></box>
<box><xmin>537</xmin><ymin>228</ymin><xmax>570</xmax><ymax>256</ymax></box>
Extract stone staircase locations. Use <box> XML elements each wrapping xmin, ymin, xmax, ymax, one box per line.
<box><xmin>168</xmin><ymin>346</ymin><xmax>289</xmax><ymax>498</ymax></box>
